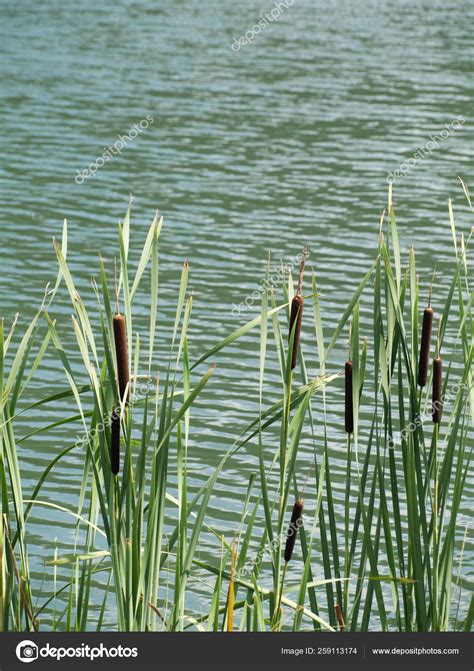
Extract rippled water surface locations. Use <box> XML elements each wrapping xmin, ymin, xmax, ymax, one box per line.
<box><xmin>0</xmin><ymin>0</ymin><xmax>472</xmax><ymax>628</ymax></box>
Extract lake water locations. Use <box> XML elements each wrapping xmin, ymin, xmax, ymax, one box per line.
<box><xmin>0</xmin><ymin>0</ymin><xmax>472</xmax><ymax>629</ymax></box>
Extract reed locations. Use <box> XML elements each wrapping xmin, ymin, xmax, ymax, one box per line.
<box><xmin>0</xmin><ymin>188</ymin><xmax>471</xmax><ymax>634</ymax></box>
<box><xmin>334</xmin><ymin>603</ymin><xmax>345</xmax><ymax>631</ymax></box>
<box><xmin>417</xmin><ymin>304</ymin><xmax>433</xmax><ymax>388</ymax></box>
<box><xmin>284</xmin><ymin>499</ymin><xmax>304</xmax><ymax>563</ymax></box>
<box><xmin>109</xmin><ymin>279</ymin><xmax>130</xmax><ymax>476</ymax></box>
<box><xmin>272</xmin><ymin>499</ymin><xmax>304</xmax><ymax>630</ymax></box>
<box><xmin>113</xmin><ymin>314</ymin><xmax>130</xmax><ymax>403</ymax></box>
<box><xmin>432</xmin><ymin>356</ymin><xmax>443</xmax><ymax>424</ymax></box>
<box><xmin>288</xmin><ymin>246</ymin><xmax>307</xmax><ymax>370</ymax></box>
<box><xmin>113</xmin><ymin>260</ymin><xmax>130</xmax><ymax>406</ymax></box>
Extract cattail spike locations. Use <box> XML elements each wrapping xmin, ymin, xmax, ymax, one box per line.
<box><xmin>288</xmin><ymin>295</ymin><xmax>303</xmax><ymax>370</ymax></box>
<box><xmin>334</xmin><ymin>603</ymin><xmax>345</xmax><ymax>631</ymax></box>
<box><xmin>345</xmin><ymin>360</ymin><xmax>354</xmax><ymax>434</ymax></box>
<box><xmin>113</xmin><ymin>314</ymin><xmax>130</xmax><ymax>403</ymax></box>
<box><xmin>417</xmin><ymin>304</ymin><xmax>434</xmax><ymax>387</ymax></box>
<box><xmin>284</xmin><ymin>499</ymin><xmax>304</xmax><ymax>563</ymax></box>
<box><xmin>288</xmin><ymin>246</ymin><xmax>307</xmax><ymax>370</ymax></box>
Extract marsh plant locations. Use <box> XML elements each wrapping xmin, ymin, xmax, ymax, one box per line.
<box><xmin>0</xmin><ymin>185</ymin><xmax>472</xmax><ymax>632</ymax></box>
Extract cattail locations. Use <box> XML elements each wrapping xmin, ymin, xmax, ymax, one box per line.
<box><xmin>110</xmin><ymin>262</ymin><xmax>129</xmax><ymax>476</ymax></box>
<box><xmin>113</xmin><ymin>258</ymin><xmax>130</xmax><ymax>404</ymax></box>
<box><xmin>288</xmin><ymin>246</ymin><xmax>307</xmax><ymax>370</ymax></box>
<box><xmin>110</xmin><ymin>409</ymin><xmax>120</xmax><ymax>475</ymax></box>
<box><xmin>345</xmin><ymin>359</ymin><xmax>353</xmax><ymax>434</ymax></box>
<box><xmin>418</xmin><ymin>306</ymin><xmax>434</xmax><ymax>387</ymax></box>
<box><xmin>113</xmin><ymin>314</ymin><xmax>130</xmax><ymax>403</ymax></box>
<box><xmin>289</xmin><ymin>295</ymin><xmax>303</xmax><ymax>369</ymax></box>
<box><xmin>418</xmin><ymin>273</ymin><xmax>435</xmax><ymax>388</ymax></box>
<box><xmin>334</xmin><ymin>603</ymin><xmax>345</xmax><ymax>631</ymax></box>
<box><xmin>284</xmin><ymin>499</ymin><xmax>304</xmax><ymax>562</ymax></box>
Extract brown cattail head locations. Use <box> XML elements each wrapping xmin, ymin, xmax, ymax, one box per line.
<box><xmin>345</xmin><ymin>360</ymin><xmax>354</xmax><ymax>434</ymax></box>
<box><xmin>432</xmin><ymin>356</ymin><xmax>442</xmax><ymax>424</ymax></box>
<box><xmin>113</xmin><ymin>314</ymin><xmax>130</xmax><ymax>403</ymax></box>
<box><xmin>110</xmin><ymin>409</ymin><xmax>120</xmax><ymax>475</ymax></box>
<box><xmin>418</xmin><ymin>306</ymin><xmax>434</xmax><ymax>387</ymax></box>
<box><xmin>284</xmin><ymin>499</ymin><xmax>304</xmax><ymax>563</ymax></box>
<box><xmin>288</xmin><ymin>246</ymin><xmax>308</xmax><ymax>371</ymax></box>
<box><xmin>334</xmin><ymin>603</ymin><xmax>345</xmax><ymax>631</ymax></box>
<box><xmin>289</xmin><ymin>294</ymin><xmax>303</xmax><ymax>370</ymax></box>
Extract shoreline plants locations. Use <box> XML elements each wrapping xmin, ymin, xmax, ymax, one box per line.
<box><xmin>0</xmin><ymin>185</ymin><xmax>472</xmax><ymax>632</ymax></box>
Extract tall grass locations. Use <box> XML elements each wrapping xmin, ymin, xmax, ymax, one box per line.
<box><xmin>0</xmin><ymin>186</ymin><xmax>472</xmax><ymax>632</ymax></box>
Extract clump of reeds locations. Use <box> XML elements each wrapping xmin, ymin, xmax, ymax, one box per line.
<box><xmin>4</xmin><ymin>193</ymin><xmax>471</xmax><ymax>634</ymax></box>
<box><xmin>288</xmin><ymin>246</ymin><xmax>307</xmax><ymax>370</ymax></box>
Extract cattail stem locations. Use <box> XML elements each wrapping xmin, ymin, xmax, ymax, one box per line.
<box><xmin>418</xmin><ymin>306</ymin><xmax>434</xmax><ymax>387</ymax></box>
<box><xmin>345</xmin><ymin>360</ymin><xmax>353</xmax><ymax>434</ymax></box>
<box><xmin>114</xmin><ymin>257</ymin><xmax>120</xmax><ymax>315</ymax></box>
<box><xmin>113</xmin><ymin>314</ymin><xmax>130</xmax><ymax>403</ymax></box>
<box><xmin>296</xmin><ymin>244</ymin><xmax>307</xmax><ymax>296</ymax></box>
<box><xmin>433</xmin><ymin>422</ymin><xmax>440</xmax><ymax>630</ymax></box>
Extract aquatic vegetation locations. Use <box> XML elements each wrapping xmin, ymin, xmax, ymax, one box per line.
<box><xmin>0</xmin><ymin>187</ymin><xmax>472</xmax><ymax>633</ymax></box>
<box><xmin>288</xmin><ymin>246</ymin><xmax>307</xmax><ymax>370</ymax></box>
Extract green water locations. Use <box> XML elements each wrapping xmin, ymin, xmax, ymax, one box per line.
<box><xmin>0</xmin><ymin>0</ymin><xmax>472</xmax><ymax>628</ymax></box>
